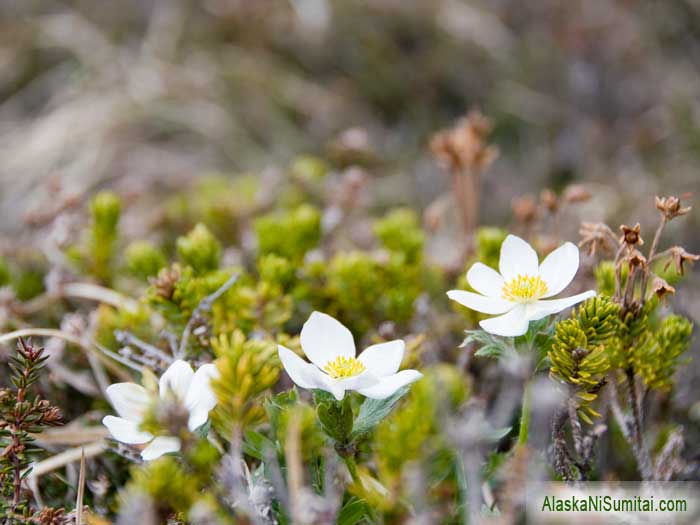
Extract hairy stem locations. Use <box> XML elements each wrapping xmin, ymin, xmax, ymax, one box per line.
<box><xmin>518</xmin><ymin>380</ymin><xmax>532</xmax><ymax>446</ymax></box>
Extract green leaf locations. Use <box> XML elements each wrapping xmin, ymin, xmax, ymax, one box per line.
<box><xmin>316</xmin><ymin>399</ymin><xmax>354</xmax><ymax>443</ymax></box>
<box><xmin>350</xmin><ymin>386</ymin><xmax>410</xmax><ymax>439</ymax></box>
<box><xmin>463</xmin><ymin>329</ymin><xmax>510</xmax><ymax>360</ymax></box>
<box><xmin>484</xmin><ymin>426</ymin><xmax>512</xmax><ymax>441</ymax></box>
<box><xmin>337</xmin><ymin>498</ymin><xmax>372</xmax><ymax>525</ymax></box>
<box><xmin>243</xmin><ymin>429</ymin><xmax>276</xmax><ymax>461</ymax></box>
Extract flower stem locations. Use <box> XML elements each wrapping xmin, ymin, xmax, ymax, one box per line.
<box><xmin>344</xmin><ymin>455</ymin><xmax>362</xmax><ymax>487</ymax></box>
<box><xmin>518</xmin><ymin>379</ymin><xmax>532</xmax><ymax>446</ymax></box>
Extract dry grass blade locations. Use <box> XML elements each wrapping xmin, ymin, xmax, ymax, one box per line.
<box><xmin>28</xmin><ymin>441</ymin><xmax>105</xmax><ymax>480</ymax></box>
<box><xmin>76</xmin><ymin>448</ymin><xmax>86</xmax><ymax>525</ymax></box>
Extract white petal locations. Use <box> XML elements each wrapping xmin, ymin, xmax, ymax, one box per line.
<box><xmin>526</xmin><ymin>291</ymin><xmax>597</xmax><ymax>321</ymax></box>
<box><xmin>539</xmin><ymin>242</ymin><xmax>580</xmax><ymax>297</ymax></box>
<box><xmin>357</xmin><ymin>340</ymin><xmax>404</xmax><ymax>377</ymax></box>
<box><xmin>140</xmin><ymin>436</ymin><xmax>181</xmax><ymax>461</ymax></box>
<box><xmin>356</xmin><ymin>370</ymin><xmax>423</xmax><ymax>399</ymax></box>
<box><xmin>300</xmin><ymin>311</ymin><xmax>356</xmax><ymax>368</ymax></box>
<box><xmin>499</xmin><ymin>235</ymin><xmax>539</xmax><ymax>281</ymax></box>
<box><xmin>159</xmin><ymin>360</ymin><xmax>194</xmax><ymax>401</ymax></box>
<box><xmin>328</xmin><ymin>383</ymin><xmax>346</xmax><ymax>401</ymax></box>
<box><xmin>185</xmin><ymin>363</ymin><xmax>219</xmax><ymax>431</ymax></box>
<box><xmin>105</xmin><ymin>383</ymin><xmax>151</xmax><ymax>423</ymax></box>
<box><xmin>332</xmin><ymin>370</ymin><xmax>379</xmax><ymax>392</ymax></box>
<box><xmin>479</xmin><ymin>304</ymin><xmax>530</xmax><ymax>337</ymax></box>
<box><xmin>466</xmin><ymin>263</ymin><xmax>505</xmax><ymax>297</ymax></box>
<box><xmin>102</xmin><ymin>415</ymin><xmax>153</xmax><ymax>444</ymax></box>
<box><xmin>278</xmin><ymin>345</ymin><xmax>328</xmax><ymax>390</ymax></box>
<box><xmin>447</xmin><ymin>290</ymin><xmax>513</xmax><ymax>314</ymax></box>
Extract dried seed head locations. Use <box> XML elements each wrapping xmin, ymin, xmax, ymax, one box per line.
<box><xmin>578</xmin><ymin>222</ymin><xmax>616</xmax><ymax>256</ymax></box>
<box><xmin>664</xmin><ymin>246</ymin><xmax>700</xmax><ymax>276</ymax></box>
<box><xmin>430</xmin><ymin>110</ymin><xmax>498</xmax><ymax>173</ymax></box>
<box><xmin>563</xmin><ymin>184</ymin><xmax>591</xmax><ymax>204</ymax></box>
<box><xmin>655</xmin><ymin>196</ymin><xmax>691</xmax><ymax>221</ymax></box>
<box><xmin>627</xmin><ymin>249</ymin><xmax>648</xmax><ymax>271</ymax></box>
<box><xmin>540</xmin><ymin>189</ymin><xmax>558</xmax><ymax>213</ymax></box>
<box><xmin>619</xmin><ymin>223</ymin><xmax>644</xmax><ymax>247</ymax></box>
<box><xmin>649</xmin><ymin>276</ymin><xmax>676</xmax><ymax>302</ymax></box>
<box><xmin>511</xmin><ymin>194</ymin><xmax>538</xmax><ymax>224</ymax></box>
<box><xmin>35</xmin><ymin>507</ymin><xmax>66</xmax><ymax>525</ymax></box>
<box><xmin>149</xmin><ymin>264</ymin><xmax>181</xmax><ymax>300</ymax></box>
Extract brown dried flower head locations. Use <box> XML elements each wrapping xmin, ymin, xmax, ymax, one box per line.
<box><xmin>35</xmin><ymin>507</ymin><xmax>66</xmax><ymax>525</ymax></box>
<box><xmin>655</xmin><ymin>196</ymin><xmax>691</xmax><ymax>221</ymax></box>
<box><xmin>430</xmin><ymin>110</ymin><xmax>499</xmax><ymax>173</ymax></box>
<box><xmin>511</xmin><ymin>194</ymin><xmax>538</xmax><ymax>224</ymax></box>
<box><xmin>149</xmin><ymin>264</ymin><xmax>182</xmax><ymax>300</ymax></box>
<box><xmin>578</xmin><ymin>222</ymin><xmax>616</xmax><ymax>256</ymax></box>
<box><xmin>627</xmin><ymin>249</ymin><xmax>647</xmax><ymax>271</ymax></box>
<box><xmin>649</xmin><ymin>276</ymin><xmax>676</xmax><ymax>302</ymax></box>
<box><xmin>664</xmin><ymin>246</ymin><xmax>700</xmax><ymax>276</ymax></box>
<box><xmin>563</xmin><ymin>184</ymin><xmax>592</xmax><ymax>204</ymax></box>
<box><xmin>540</xmin><ymin>189</ymin><xmax>558</xmax><ymax>213</ymax></box>
<box><xmin>620</xmin><ymin>223</ymin><xmax>644</xmax><ymax>247</ymax></box>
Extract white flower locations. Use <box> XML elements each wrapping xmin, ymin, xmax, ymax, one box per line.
<box><xmin>447</xmin><ymin>234</ymin><xmax>596</xmax><ymax>337</ymax></box>
<box><xmin>102</xmin><ymin>359</ymin><xmax>219</xmax><ymax>461</ymax></box>
<box><xmin>278</xmin><ymin>311</ymin><xmax>422</xmax><ymax>401</ymax></box>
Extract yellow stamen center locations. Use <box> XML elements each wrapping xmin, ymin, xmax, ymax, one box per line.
<box><xmin>323</xmin><ymin>356</ymin><xmax>366</xmax><ymax>379</ymax></box>
<box><xmin>501</xmin><ymin>274</ymin><xmax>548</xmax><ymax>302</ymax></box>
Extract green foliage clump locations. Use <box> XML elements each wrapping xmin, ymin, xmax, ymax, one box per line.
<box><xmin>254</xmin><ymin>204</ymin><xmax>321</xmax><ymax>262</ymax></box>
<box><xmin>374</xmin><ymin>364</ymin><xmax>469</xmax><ymax>503</ymax></box>
<box><xmin>0</xmin><ymin>257</ymin><xmax>10</xmax><ymax>287</ymax></box>
<box><xmin>125</xmin><ymin>240</ymin><xmax>167</xmax><ymax>280</ymax></box>
<box><xmin>634</xmin><ymin>315</ymin><xmax>693</xmax><ymax>391</ymax></box>
<box><xmin>608</xmin><ymin>303</ymin><xmax>653</xmax><ymax>371</ymax></box>
<box><xmin>126</xmin><ymin>456</ymin><xmax>198</xmax><ymax>515</ymax></box>
<box><xmin>321</xmin><ymin>247</ymin><xmax>424</xmax><ymax>333</ymax></box>
<box><xmin>164</xmin><ymin>175</ymin><xmax>259</xmax><ymax>244</ymax></box>
<box><xmin>549</xmin><ymin>297</ymin><xmax>620</xmax><ymax>423</ymax></box>
<box><xmin>326</xmin><ymin>251</ymin><xmax>382</xmax><ymax>332</ymax></box>
<box><xmin>176</xmin><ymin>223</ymin><xmax>221</xmax><ymax>275</ymax></box>
<box><xmin>289</xmin><ymin>154</ymin><xmax>329</xmax><ymax>183</ymax></box>
<box><xmin>373</xmin><ymin>208</ymin><xmax>424</xmax><ymax>264</ymax></box>
<box><xmin>257</xmin><ymin>253</ymin><xmax>296</xmax><ymax>291</ymax></box>
<box><xmin>209</xmin><ymin>331</ymin><xmax>280</xmax><ymax>438</ymax></box>
<box><xmin>474</xmin><ymin>227</ymin><xmax>508</xmax><ymax>269</ymax></box>
<box><xmin>594</xmin><ymin>261</ymin><xmax>617</xmax><ymax>297</ymax></box>
<box><xmin>94</xmin><ymin>304</ymin><xmax>152</xmax><ymax>350</ymax></box>
<box><xmin>89</xmin><ymin>191</ymin><xmax>121</xmax><ymax>283</ymax></box>
<box><xmin>0</xmin><ymin>340</ymin><xmax>63</xmax><ymax>521</ymax></box>
<box><xmin>12</xmin><ymin>266</ymin><xmax>45</xmax><ymax>301</ymax></box>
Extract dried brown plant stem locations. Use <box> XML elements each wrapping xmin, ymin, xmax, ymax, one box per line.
<box><xmin>639</xmin><ymin>216</ymin><xmax>667</xmax><ymax>302</ymax></box>
<box><xmin>625</xmin><ymin>368</ymin><xmax>652</xmax><ymax>480</ymax></box>
<box><xmin>15</xmin><ymin>282</ymin><xmax>140</xmax><ymax>316</ymax></box>
<box><xmin>76</xmin><ymin>449</ymin><xmax>86</xmax><ymax>525</ymax></box>
<box><xmin>28</xmin><ymin>441</ymin><xmax>104</xmax><ymax>480</ymax></box>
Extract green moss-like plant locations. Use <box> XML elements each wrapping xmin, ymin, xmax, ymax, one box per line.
<box><xmin>176</xmin><ymin>223</ymin><xmax>222</xmax><ymax>275</ymax></box>
<box><xmin>125</xmin><ymin>240</ymin><xmax>167</xmax><ymax>280</ymax></box>
<box><xmin>209</xmin><ymin>331</ymin><xmax>280</xmax><ymax>439</ymax></box>
<box><xmin>254</xmin><ymin>204</ymin><xmax>321</xmax><ymax>262</ymax></box>
<box><xmin>549</xmin><ymin>297</ymin><xmax>620</xmax><ymax>423</ymax></box>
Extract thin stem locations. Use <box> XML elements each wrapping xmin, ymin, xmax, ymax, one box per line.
<box><xmin>640</xmin><ymin>216</ymin><xmax>667</xmax><ymax>302</ymax></box>
<box><xmin>343</xmin><ymin>456</ymin><xmax>362</xmax><ymax>487</ymax></box>
<box><xmin>178</xmin><ymin>273</ymin><xmax>239</xmax><ymax>358</ymax></box>
<box><xmin>626</xmin><ymin>368</ymin><xmax>652</xmax><ymax>480</ymax></box>
<box><xmin>454</xmin><ymin>452</ymin><xmax>470</xmax><ymax>525</ymax></box>
<box><xmin>518</xmin><ymin>379</ymin><xmax>532</xmax><ymax>446</ymax></box>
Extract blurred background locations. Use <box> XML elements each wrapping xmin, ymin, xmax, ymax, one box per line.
<box><xmin>0</xmin><ymin>0</ymin><xmax>699</xmax><ymax>508</ymax></box>
<box><xmin>1</xmin><ymin>0</ymin><xmax>698</xmax><ymax>229</ymax></box>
